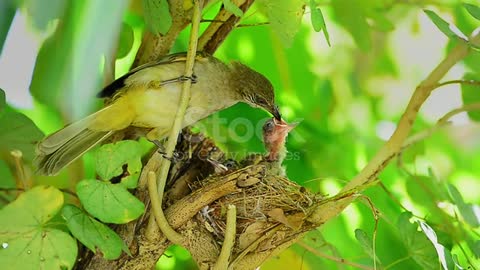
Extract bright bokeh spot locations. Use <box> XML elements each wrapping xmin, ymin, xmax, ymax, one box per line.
<box><xmin>0</xmin><ymin>12</ymin><xmax>39</xmax><ymax>109</ymax></box>
<box><xmin>376</xmin><ymin>120</ymin><xmax>396</xmax><ymax>141</ymax></box>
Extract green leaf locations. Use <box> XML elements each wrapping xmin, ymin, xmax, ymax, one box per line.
<box><xmin>468</xmin><ymin>240</ymin><xmax>480</xmax><ymax>258</ymax></box>
<box><xmin>30</xmin><ymin>28</ymin><xmax>72</xmax><ymax>111</ymax></box>
<box><xmin>368</xmin><ymin>12</ymin><xmax>395</xmax><ymax>32</ymax></box>
<box><xmin>309</xmin><ymin>1</ymin><xmax>330</xmax><ymax>46</ymax></box>
<box><xmin>355</xmin><ymin>229</ymin><xmax>381</xmax><ymax>264</ymax></box>
<box><xmin>223</xmin><ymin>0</ymin><xmax>243</xmax><ymax>17</ymax></box>
<box><xmin>402</xmin><ymin>140</ymin><xmax>425</xmax><ymax>163</ymax></box>
<box><xmin>116</xmin><ymin>22</ymin><xmax>135</xmax><ymax>59</ymax></box>
<box><xmin>0</xmin><ymin>0</ymin><xmax>16</xmax><ymax>54</ymax></box>
<box><xmin>62</xmin><ymin>204</ymin><xmax>128</xmax><ymax>260</ymax></box>
<box><xmin>30</xmin><ymin>0</ymin><xmax>128</xmax><ymax>119</ymax></box>
<box><xmin>24</xmin><ymin>0</ymin><xmax>67</xmax><ymax>31</ymax></box>
<box><xmin>0</xmin><ymin>186</ymin><xmax>77</xmax><ymax>270</ymax></box>
<box><xmin>461</xmin><ymin>73</ymin><xmax>480</xmax><ymax>121</ymax></box>
<box><xmin>0</xmin><ymin>161</ymin><xmax>14</xmax><ymax>186</ymax></box>
<box><xmin>76</xmin><ymin>179</ymin><xmax>145</xmax><ymax>224</ymax></box>
<box><xmin>332</xmin><ymin>0</ymin><xmax>371</xmax><ymax>50</ymax></box>
<box><xmin>0</xmin><ymin>108</ymin><xmax>44</xmax><ymax>162</ymax></box>
<box><xmin>143</xmin><ymin>0</ymin><xmax>172</xmax><ymax>35</ymax></box>
<box><xmin>257</xmin><ymin>0</ymin><xmax>305</xmax><ymax>47</ymax></box>
<box><xmin>464</xmin><ymin>3</ymin><xmax>480</xmax><ymax>21</ymax></box>
<box><xmin>0</xmin><ymin>88</ymin><xmax>5</xmax><ymax>113</ymax></box>
<box><xmin>447</xmin><ymin>184</ymin><xmax>480</xmax><ymax>227</ymax></box>
<box><xmin>405</xmin><ymin>174</ymin><xmax>449</xmax><ymax>213</ymax></box>
<box><xmin>424</xmin><ymin>10</ymin><xmax>467</xmax><ymax>41</ymax></box>
<box><xmin>95</xmin><ymin>140</ymin><xmax>142</xmax><ymax>186</ymax></box>
<box><xmin>0</xmin><ymin>159</ymin><xmax>15</xmax><ymax>190</ymax></box>
<box><xmin>397</xmin><ymin>212</ymin><xmax>439</xmax><ymax>269</ymax></box>
<box><xmin>419</xmin><ymin>221</ymin><xmax>457</xmax><ymax>270</ymax></box>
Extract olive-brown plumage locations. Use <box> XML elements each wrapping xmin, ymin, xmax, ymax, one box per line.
<box><xmin>35</xmin><ymin>52</ymin><xmax>280</xmax><ymax>175</ymax></box>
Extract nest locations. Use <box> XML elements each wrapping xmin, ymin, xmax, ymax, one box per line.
<box><xmin>195</xmin><ymin>164</ymin><xmax>323</xmax><ymax>247</ymax></box>
<box><xmin>166</xmin><ymin>130</ymin><xmax>325</xmax><ymax>253</ymax></box>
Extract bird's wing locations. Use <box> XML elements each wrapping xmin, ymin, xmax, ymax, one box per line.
<box><xmin>97</xmin><ymin>52</ymin><xmax>211</xmax><ymax>98</ymax></box>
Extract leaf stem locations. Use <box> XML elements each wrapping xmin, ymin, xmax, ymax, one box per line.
<box><xmin>383</xmin><ymin>255</ymin><xmax>411</xmax><ymax>269</ymax></box>
<box><xmin>298</xmin><ymin>242</ymin><xmax>375</xmax><ymax>270</ymax></box>
<box><xmin>10</xmin><ymin>150</ymin><xmax>28</xmax><ymax>191</ymax></box>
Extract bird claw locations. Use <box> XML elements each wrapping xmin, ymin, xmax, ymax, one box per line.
<box><xmin>179</xmin><ymin>74</ymin><xmax>198</xmax><ymax>83</ymax></box>
<box><xmin>151</xmin><ymin>139</ymin><xmax>180</xmax><ymax>162</ymax></box>
<box><xmin>161</xmin><ymin>74</ymin><xmax>198</xmax><ymax>85</ymax></box>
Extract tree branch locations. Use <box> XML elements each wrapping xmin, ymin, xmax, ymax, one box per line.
<box><xmin>307</xmin><ymin>28</ymin><xmax>480</xmax><ymax>224</ymax></box>
<box><xmin>345</xmin><ymin>29</ymin><xmax>480</xmax><ymax>191</ymax></box>
<box><xmin>198</xmin><ymin>0</ymin><xmax>255</xmax><ymax>54</ymax></box>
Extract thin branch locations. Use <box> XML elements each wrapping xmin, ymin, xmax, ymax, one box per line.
<box><xmin>344</xmin><ymin>29</ymin><xmax>480</xmax><ymax>192</ymax></box>
<box><xmin>201</xmin><ymin>19</ymin><xmax>269</xmax><ymax>27</ymax></box>
<box><xmin>147</xmin><ymin>171</ymin><xmax>184</xmax><ymax>244</ymax></box>
<box><xmin>213</xmin><ymin>204</ymin><xmax>237</xmax><ymax>270</ymax></box>
<box><xmin>298</xmin><ymin>242</ymin><xmax>375</xmax><ymax>270</ymax></box>
<box><xmin>437</xmin><ymin>102</ymin><xmax>480</xmax><ymax>124</ymax></box>
<box><xmin>402</xmin><ymin>102</ymin><xmax>480</xmax><ymax>150</ymax></box>
<box><xmin>156</xmin><ymin>0</ymin><xmax>202</xmax><ymax>196</ymax></box>
<box><xmin>198</xmin><ymin>0</ymin><xmax>255</xmax><ymax>54</ymax></box>
<box><xmin>149</xmin><ymin>0</ymin><xmax>203</xmax><ymax>243</ymax></box>
<box><xmin>307</xmin><ymin>27</ymin><xmax>480</xmax><ymax>226</ymax></box>
<box><xmin>435</xmin><ymin>79</ymin><xmax>480</xmax><ymax>89</ymax></box>
<box><xmin>358</xmin><ymin>195</ymin><xmax>380</xmax><ymax>270</ymax></box>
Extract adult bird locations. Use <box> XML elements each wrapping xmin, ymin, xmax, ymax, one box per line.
<box><xmin>35</xmin><ymin>52</ymin><xmax>281</xmax><ymax>175</ymax></box>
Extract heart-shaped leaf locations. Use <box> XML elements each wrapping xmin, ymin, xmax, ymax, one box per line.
<box><xmin>62</xmin><ymin>204</ymin><xmax>128</xmax><ymax>260</ymax></box>
<box><xmin>0</xmin><ymin>186</ymin><xmax>77</xmax><ymax>270</ymax></box>
<box><xmin>76</xmin><ymin>179</ymin><xmax>144</xmax><ymax>224</ymax></box>
<box><xmin>95</xmin><ymin>140</ymin><xmax>142</xmax><ymax>185</ymax></box>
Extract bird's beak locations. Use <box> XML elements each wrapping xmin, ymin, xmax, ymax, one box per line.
<box><xmin>273</xmin><ymin>118</ymin><xmax>299</xmax><ymax>132</ymax></box>
<box><xmin>271</xmin><ymin>105</ymin><xmax>281</xmax><ymax>120</ymax></box>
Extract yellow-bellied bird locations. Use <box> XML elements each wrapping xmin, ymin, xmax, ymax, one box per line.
<box><xmin>35</xmin><ymin>52</ymin><xmax>281</xmax><ymax>175</ymax></box>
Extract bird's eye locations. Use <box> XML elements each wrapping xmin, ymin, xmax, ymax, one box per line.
<box><xmin>263</xmin><ymin>120</ymin><xmax>274</xmax><ymax>132</ymax></box>
<box><xmin>255</xmin><ymin>95</ymin><xmax>267</xmax><ymax>105</ymax></box>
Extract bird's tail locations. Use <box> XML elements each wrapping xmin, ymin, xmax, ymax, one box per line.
<box><xmin>35</xmin><ymin>108</ymin><xmax>115</xmax><ymax>176</ymax></box>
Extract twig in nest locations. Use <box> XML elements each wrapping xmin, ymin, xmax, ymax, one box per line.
<box><xmin>213</xmin><ymin>204</ymin><xmax>237</xmax><ymax>270</ymax></box>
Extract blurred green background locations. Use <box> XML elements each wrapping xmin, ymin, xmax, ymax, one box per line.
<box><xmin>0</xmin><ymin>0</ymin><xmax>479</xmax><ymax>269</ymax></box>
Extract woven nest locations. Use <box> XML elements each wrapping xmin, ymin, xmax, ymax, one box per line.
<box><xmin>195</xmin><ymin>168</ymin><xmax>323</xmax><ymax>244</ymax></box>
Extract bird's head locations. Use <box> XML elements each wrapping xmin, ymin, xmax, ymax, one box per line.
<box><xmin>230</xmin><ymin>62</ymin><xmax>281</xmax><ymax>120</ymax></box>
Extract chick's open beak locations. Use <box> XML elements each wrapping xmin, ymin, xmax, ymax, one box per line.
<box><xmin>271</xmin><ymin>105</ymin><xmax>281</xmax><ymax>120</ymax></box>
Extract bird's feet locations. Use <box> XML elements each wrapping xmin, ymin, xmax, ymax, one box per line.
<box><xmin>161</xmin><ymin>74</ymin><xmax>198</xmax><ymax>85</ymax></box>
<box><xmin>151</xmin><ymin>139</ymin><xmax>180</xmax><ymax>162</ymax></box>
